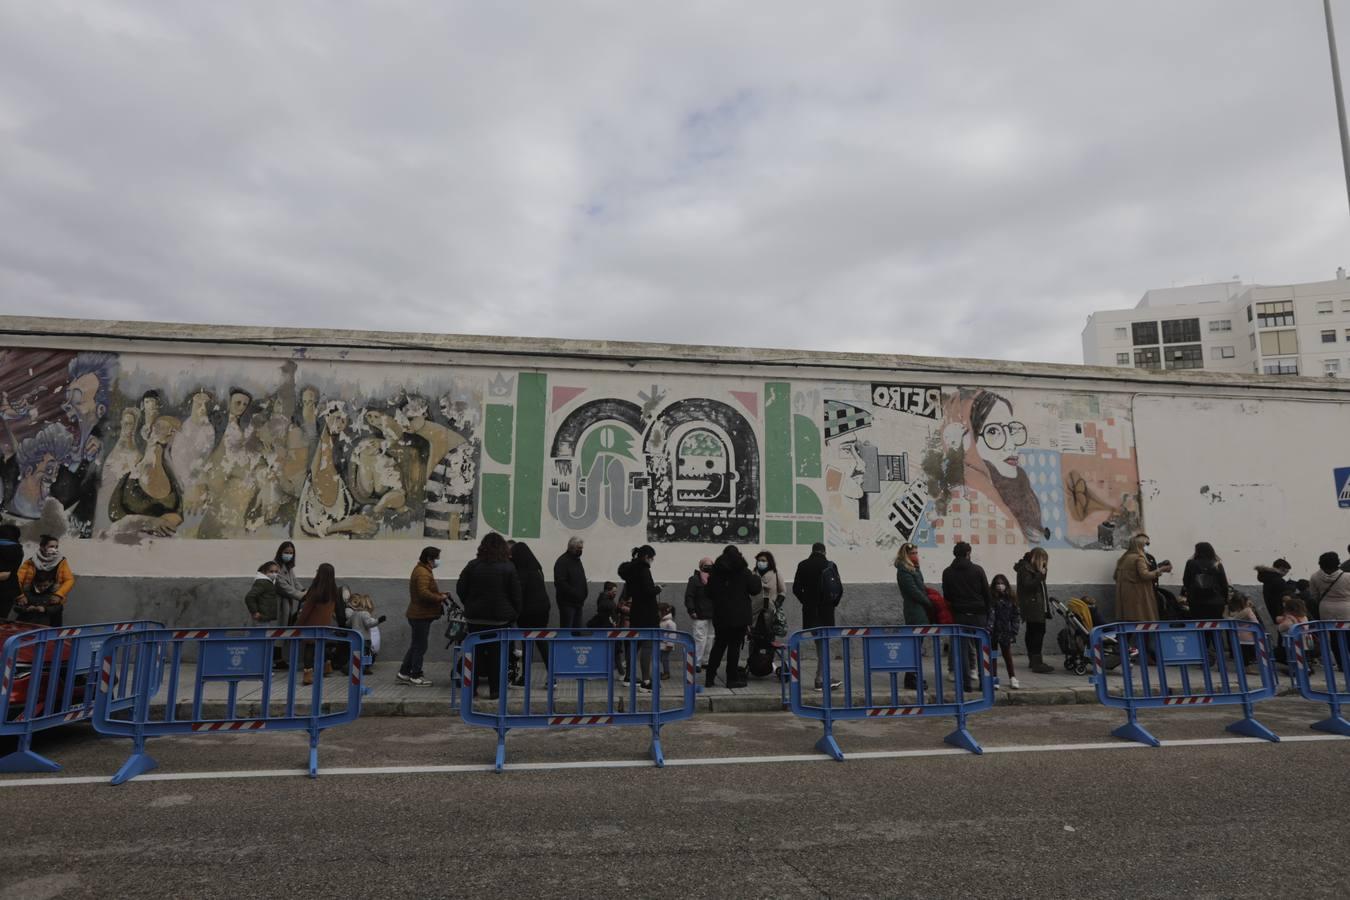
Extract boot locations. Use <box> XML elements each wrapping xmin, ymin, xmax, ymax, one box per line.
<box><xmin>302</xmin><ymin>668</ymin><xmax>314</xmax><ymax>685</ymax></box>
<box><xmin>1030</xmin><ymin>654</ymin><xmax>1054</xmax><ymax>674</ymax></box>
<box><xmin>324</xmin><ymin>660</ymin><xmax>334</xmax><ymax>676</ymax></box>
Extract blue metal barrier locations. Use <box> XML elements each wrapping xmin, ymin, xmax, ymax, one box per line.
<box><xmin>1284</xmin><ymin>620</ymin><xmax>1350</xmax><ymax>736</ymax></box>
<box><xmin>1090</xmin><ymin>620</ymin><xmax>1278</xmax><ymax>746</ymax></box>
<box><xmin>93</xmin><ymin>626</ymin><xmax>364</xmax><ymax>784</ymax></box>
<box><xmin>787</xmin><ymin>625</ymin><xmax>995</xmax><ymax>759</ymax></box>
<box><xmin>459</xmin><ymin>628</ymin><xmax>697</xmax><ymax>772</ymax></box>
<box><xmin>0</xmin><ymin>620</ymin><xmax>163</xmax><ymax>773</ymax></box>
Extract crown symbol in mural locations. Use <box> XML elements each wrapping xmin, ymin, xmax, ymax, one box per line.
<box><xmin>488</xmin><ymin>373</ymin><xmax>516</xmax><ymax>398</ymax></box>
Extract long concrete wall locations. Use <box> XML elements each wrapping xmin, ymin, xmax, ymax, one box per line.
<box><xmin>1</xmin><ymin>316</ymin><xmax>1347</xmax><ymax>647</ymax></box>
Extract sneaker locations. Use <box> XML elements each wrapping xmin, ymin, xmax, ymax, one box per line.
<box><xmin>407</xmin><ymin>676</ymin><xmax>432</xmax><ymax>687</ymax></box>
<box><xmin>395</xmin><ymin>672</ymin><xmax>412</xmax><ymax>684</ymax></box>
<box><xmin>638</xmin><ymin>681</ymin><xmax>652</xmax><ymax>693</ymax></box>
<box><xmin>1009</xmin><ymin>677</ymin><xmax>1021</xmax><ymax>689</ymax></box>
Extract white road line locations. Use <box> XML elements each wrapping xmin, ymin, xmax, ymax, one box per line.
<box><xmin>0</xmin><ymin>733</ymin><xmax>1343</xmax><ymax>788</ymax></box>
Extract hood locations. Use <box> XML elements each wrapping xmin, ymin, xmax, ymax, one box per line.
<box><xmin>714</xmin><ymin>554</ymin><xmax>748</xmax><ymax>574</ymax></box>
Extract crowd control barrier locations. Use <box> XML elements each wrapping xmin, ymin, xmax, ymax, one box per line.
<box><xmin>787</xmin><ymin>625</ymin><xmax>996</xmax><ymax>760</ymax></box>
<box><xmin>459</xmin><ymin>628</ymin><xmax>697</xmax><ymax>772</ymax></box>
<box><xmin>92</xmin><ymin>626</ymin><xmax>364</xmax><ymax>784</ymax></box>
<box><xmin>0</xmin><ymin>620</ymin><xmax>163</xmax><ymax>773</ymax></box>
<box><xmin>1090</xmin><ymin>620</ymin><xmax>1279</xmax><ymax>746</ymax></box>
<box><xmin>1284</xmin><ymin>620</ymin><xmax>1350</xmax><ymax>736</ymax></box>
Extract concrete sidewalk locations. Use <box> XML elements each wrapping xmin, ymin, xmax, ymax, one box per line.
<box><xmin>139</xmin><ymin>650</ymin><xmax>1330</xmax><ymax>717</ymax></box>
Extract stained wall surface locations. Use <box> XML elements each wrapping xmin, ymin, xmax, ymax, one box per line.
<box><xmin>1</xmin><ymin>317</ymin><xmax>1346</xmax><ymax>631</ymax></box>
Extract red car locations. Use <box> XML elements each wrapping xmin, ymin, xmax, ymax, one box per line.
<box><xmin>1</xmin><ymin>620</ymin><xmax>85</xmax><ymax>722</ymax></box>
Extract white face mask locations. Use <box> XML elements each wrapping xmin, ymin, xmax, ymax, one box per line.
<box><xmin>756</xmin><ymin>561</ymin><xmax>768</xmax><ymax>572</ymax></box>
<box><xmin>430</xmin><ymin>559</ymin><xmax>439</xmax><ymax>569</ymax></box>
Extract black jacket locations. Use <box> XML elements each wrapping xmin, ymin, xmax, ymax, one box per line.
<box><xmin>684</xmin><ymin>573</ymin><xmax>714</xmax><ymax>620</ymax></box>
<box><xmin>618</xmin><ymin>559</ymin><xmax>661</xmax><ymax>628</ymax></box>
<box><xmin>457</xmin><ymin>559</ymin><xmax>522</xmax><ymax>625</ymax></box>
<box><xmin>517</xmin><ymin>565</ymin><xmax>551</xmax><ymax>626</ymax></box>
<box><xmin>1014</xmin><ymin>555</ymin><xmax>1049</xmax><ymax>624</ymax></box>
<box><xmin>941</xmin><ymin>557</ymin><xmax>992</xmax><ymax>617</ymax></box>
<box><xmin>708</xmin><ymin>554</ymin><xmax>760</xmax><ymax>629</ymax></box>
<box><xmin>553</xmin><ymin>552</ymin><xmax>588</xmax><ymax>608</ymax></box>
<box><xmin>792</xmin><ymin>552</ymin><xmax>829</xmax><ymax>607</ymax></box>
<box><xmin>1182</xmin><ymin>559</ymin><xmax>1229</xmax><ymax>616</ymax></box>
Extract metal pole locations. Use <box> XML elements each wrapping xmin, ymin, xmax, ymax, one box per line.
<box><xmin>1325</xmin><ymin>0</ymin><xmax>1350</xmax><ymax>216</ymax></box>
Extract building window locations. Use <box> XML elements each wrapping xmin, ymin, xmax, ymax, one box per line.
<box><xmin>1132</xmin><ymin>321</ymin><xmax>1159</xmax><ymax>345</ymax></box>
<box><xmin>1164</xmin><ymin>344</ymin><xmax>1204</xmax><ymax>370</ymax></box>
<box><xmin>1209</xmin><ymin>345</ymin><xmax>1235</xmax><ymax>360</ymax></box>
<box><xmin>1323</xmin><ymin>329</ymin><xmax>1338</xmax><ymax>343</ymax></box>
<box><xmin>1133</xmin><ymin>347</ymin><xmax>1161</xmax><ymax>369</ymax></box>
<box><xmin>1112</xmin><ymin>326</ymin><xmax>1128</xmax><ymax>340</ymax></box>
<box><xmin>1262</xmin><ymin>358</ymin><xmax>1299</xmax><ymax>375</ymax></box>
<box><xmin>1250</xmin><ymin>333</ymin><xmax>1257</xmax><ymax>350</ymax></box>
<box><xmin>1259</xmin><ymin>329</ymin><xmax>1299</xmax><ymax>356</ymax></box>
<box><xmin>1161</xmin><ymin>318</ymin><xmax>1201</xmax><ymax>344</ymax></box>
<box><xmin>1115</xmin><ymin>352</ymin><xmax>1130</xmax><ymax>365</ymax></box>
<box><xmin>1342</xmin><ymin>299</ymin><xmax>1350</xmax><ymax>313</ymax></box>
<box><xmin>1255</xmin><ymin>301</ymin><xmax>1295</xmax><ymax>327</ymax></box>
<box><xmin>1327</xmin><ymin>359</ymin><xmax>1343</xmax><ymax>375</ymax></box>
<box><xmin>1246</xmin><ymin>304</ymin><xmax>1253</xmax><ymax>322</ymax></box>
<box><xmin>1317</xmin><ymin>300</ymin><xmax>1334</xmax><ymax>315</ymax></box>
<box><xmin>1208</xmin><ymin>319</ymin><xmax>1232</xmax><ymax>333</ymax></box>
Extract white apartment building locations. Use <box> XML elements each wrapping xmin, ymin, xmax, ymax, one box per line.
<box><xmin>1082</xmin><ymin>274</ymin><xmax>1350</xmax><ymax>378</ymax></box>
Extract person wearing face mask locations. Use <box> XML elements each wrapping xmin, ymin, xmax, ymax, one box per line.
<box><xmin>1114</xmin><ymin>534</ymin><xmax>1172</xmax><ymax>622</ymax></box>
<box><xmin>684</xmin><ymin>558</ymin><xmax>716</xmax><ymax>671</ymax></box>
<box><xmin>753</xmin><ymin>551</ymin><xmax>785</xmax><ymax>628</ymax></box>
<box><xmin>273</xmin><ymin>541</ymin><xmax>305</xmax><ymax>626</ymax></box>
<box><xmin>244</xmin><ymin>560</ymin><xmax>289</xmax><ymax>669</ymax></box>
<box><xmin>399</xmin><ymin>546</ymin><xmax>450</xmax><ymax>687</ymax></box>
<box><xmin>988</xmin><ymin>574</ymin><xmax>1022</xmax><ymax>689</ymax></box>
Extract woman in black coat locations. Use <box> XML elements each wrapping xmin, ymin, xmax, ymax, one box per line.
<box><xmin>1181</xmin><ymin>542</ymin><xmax>1230</xmax><ymax>620</ymax></box>
<box><xmin>705</xmin><ymin>545</ymin><xmax>761</xmax><ymax>689</ymax></box>
<box><xmin>457</xmin><ymin>532</ymin><xmax>523</xmax><ymax>699</ymax></box>
<box><xmin>510</xmin><ymin>541</ymin><xmax>551</xmax><ymax>682</ymax></box>
<box><xmin>617</xmin><ymin>545</ymin><xmax>660</xmax><ymax>690</ymax></box>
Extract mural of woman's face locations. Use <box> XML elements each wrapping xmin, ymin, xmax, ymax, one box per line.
<box><xmin>975</xmin><ymin>398</ymin><xmax>1026</xmax><ymax>479</ymax></box>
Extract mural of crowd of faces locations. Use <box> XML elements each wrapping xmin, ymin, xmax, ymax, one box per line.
<box><xmin>0</xmin><ymin>347</ymin><xmax>1141</xmax><ymax>549</ymax></box>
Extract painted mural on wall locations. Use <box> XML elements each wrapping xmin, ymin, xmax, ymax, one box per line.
<box><xmin>0</xmin><ymin>344</ymin><xmax>1143</xmax><ymax>551</ymax></box>
<box><xmin>0</xmin><ymin>349</ymin><xmax>117</xmax><ymax>537</ymax></box>
<box><xmin>93</xmin><ymin>353</ymin><xmax>482</xmax><ymax>541</ymax></box>
<box><xmin>820</xmin><ymin>382</ymin><xmax>1141</xmax><ymax>553</ymax></box>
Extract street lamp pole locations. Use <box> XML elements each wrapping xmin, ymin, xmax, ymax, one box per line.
<box><xmin>1325</xmin><ymin>0</ymin><xmax>1350</xmax><ymax>217</ymax></box>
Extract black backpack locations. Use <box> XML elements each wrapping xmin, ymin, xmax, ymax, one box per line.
<box><xmin>819</xmin><ymin>561</ymin><xmax>844</xmax><ymax>607</ymax></box>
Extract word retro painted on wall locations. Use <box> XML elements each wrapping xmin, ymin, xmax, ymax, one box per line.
<box><xmin>0</xmin><ymin>346</ymin><xmax>1142</xmax><ymax>551</ymax></box>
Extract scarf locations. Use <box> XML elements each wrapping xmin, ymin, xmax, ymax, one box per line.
<box><xmin>34</xmin><ymin>546</ymin><xmax>63</xmax><ymax>572</ymax></box>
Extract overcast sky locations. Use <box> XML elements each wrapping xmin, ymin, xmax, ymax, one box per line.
<box><xmin>2</xmin><ymin>1</ymin><xmax>1349</xmax><ymax>364</ymax></box>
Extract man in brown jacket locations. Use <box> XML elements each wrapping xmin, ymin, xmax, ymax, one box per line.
<box><xmin>399</xmin><ymin>546</ymin><xmax>449</xmax><ymax>686</ymax></box>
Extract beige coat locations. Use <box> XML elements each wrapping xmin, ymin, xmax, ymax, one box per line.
<box><xmin>1114</xmin><ymin>551</ymin><xmax>1161</xmax><ymax>622</ymax></box>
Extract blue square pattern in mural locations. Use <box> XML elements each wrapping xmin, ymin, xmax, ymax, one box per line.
<box><xmin>1021</xmin><ymin>448</ymin><xmax>1071</xmax><ymax>549</ymax></box>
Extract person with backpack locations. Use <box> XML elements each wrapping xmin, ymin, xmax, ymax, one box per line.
<box><xmin>1181</xmin><ymin>542</ymin><xmax>1230</xmax><ymax>620</ymax></box>
<box><xmin>705</xmin><ymin>545</ymin><xmax>760</xmax><ymax>688</ymax></box>
<box><xmin>792</xmin><ymin>542</ymin><xmax>843</xmax><ymax>690</ymax></box>
<box><xmin>940</xmin><ymin>542</ymin><xmax>992</xmax><ymax>692</ymax></box>
<box><xmin>683</xmin><ymin>559</ymin><xmax>715</xmax><ymax>671</ymax></box>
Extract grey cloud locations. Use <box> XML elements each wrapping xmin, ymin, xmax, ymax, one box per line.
<box><xmin>0</xmin><ymin>1</ymin><xmax>1346</xmax><ymax>364</ymax></box>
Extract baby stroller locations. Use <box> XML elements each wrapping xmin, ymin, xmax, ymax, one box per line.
<box><xmin>1053</xmin><ymin>597</ymin><xmax>1122</xmax><ymax>676</ymax></box>
<box><xmin>746</xmin><ymin>603</ymin><xmax>785</xmax><ymax>679</ymax></box>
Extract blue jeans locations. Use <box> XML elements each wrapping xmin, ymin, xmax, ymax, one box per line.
<box><xmin>400</xmin><ymin>618</ymin><xmax>432</xmax><ymax>677</ymax></box>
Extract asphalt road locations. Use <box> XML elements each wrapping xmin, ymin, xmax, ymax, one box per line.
<box><xmin>1</xmin><ymin>700</ymin><xmax>1347</xmax><ymax>899</ymax></box>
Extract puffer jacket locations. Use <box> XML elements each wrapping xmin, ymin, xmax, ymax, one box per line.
<box><xmin>618</xmin><ymin>559</ymin><xmax>661</xmax><ymax>628</ymax></box>
<box><xmin>684</xmin><ymin>572</ymin><xmax>714</xmax><ymax>620</ymax></box>
<box><xmin>988</xmin><ymin>594</ymin><xmax>1022</xmax><ymax>643</ymax></box>
<box><xmin>407</xmin><ymin>562</ymin><xmax>445</xmax><ymax>620</ymax></box>
<box><xmin>244</xmin><ymin>574</ymin><xmax>281</xmax><ymax>622</ymax></box>
<box><xmin>707</xmin><ymin>553</ymin><xmax>760</xmax><ymax>630</ymax></box>
<box><xmin>896</xmin><ymin>564</ymin><xmax>931</xmax><ymax>625</ymax></box>
<box><xmin>457</xmin><ymin>559</ymin><xmax>522</xmax><ymax>625</ymax></box>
